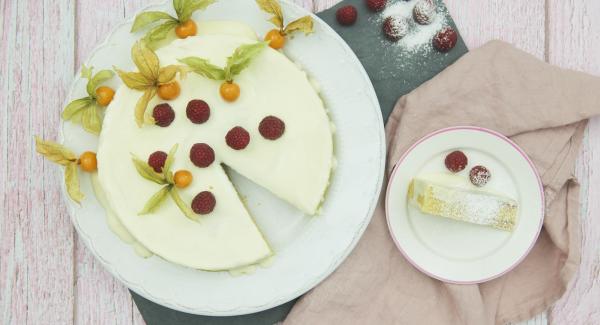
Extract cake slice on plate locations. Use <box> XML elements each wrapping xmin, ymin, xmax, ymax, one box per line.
<box><xmin>408</xmin><ymin>173</ymin><xmax>518</xmax><ymax>231</ymax></box>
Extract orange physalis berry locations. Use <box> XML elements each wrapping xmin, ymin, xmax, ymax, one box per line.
<box><xmin>175</xmin><ymin>20</ymin><xmax>198</xmax><ymax>39</ymax></box>
<box><xmin>264</xmin><ymin>29</ymin><xmax>286</xmax><ymax>49</ymax></box>
<box><xmin>174</xmin><ymin>170</ymin><xmax>193</xmax><ymax>188</ymax></box>
<box><xmin>95</xmin><ymin>86</ymin><xmax>115</xmax><ymax>106</ymax></box>
<box><xmin>219</xmin><ymin>82</ymin><xmax>240</xmax><ymax>102</ymax></box>
<box><xmin>157</xmin><ymin>81</ymin><xmax>181</xmax><ymax>100</ymax></box>
<box><xmin>79</xmin><ymin>151</ymin><xmax>97</xmax><ymax>172</ymax></box>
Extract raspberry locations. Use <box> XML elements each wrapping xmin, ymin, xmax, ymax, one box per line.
<box><xmin>152</xmin><ymin>103</ymin><xmax>175</xmax><ymax>127</ymax></box>
<box><xmin>189</xmin><ymin>143</ymin><xmax>215</xmax><ymax>168</ymax></box>
<box><xmin>433</xmin><ymin>27</ymin><xmax>458</xmax><ymax>52</ymax></box>
<box><xmin>226</xmin><ymin>126</ymin><xmax>250</xmax><ymax>150</ymax></box>
<box><xmin>336</xmin><ymin>5</ymin><xmax>358</xmax><ymax>26</ymax></box>
<box><xmin>148</xmin><ymin>151</ymin><xmax>168</xmax><ymax>173</ymax></box>
<box><xmin>470</xmin><ymin>166</ymin><xmax>491</xmax><ymax>187</ymax></box>
<box><xmin>191</xmin><ymin>191</ymin><xmax>216</xmax><ymax>215</ymax></box>
<box><xmin>413</xmin><ymin>0</ymin><xmax>437</xmax><ymax>25</ymax></box>
<box><xmin>259</xmin><ymin>116</ymin><xmax>285</xmax><ymax>140</ymax></box>
<box><xmin>366</xmin><ymin>0</ymin><xmax>386</xmax><ymax>12</ymax></box>
<box><xmin>383</xmin><ymin>16</ymin><xmax>409</xmax><ymax>42</ymax></box>
<box><xmin>186</xmin><ymin>99</ymin><xmax>210</xmax><ymax>124</ymax></box>
<box><xmin>444</xmin><ymin>150</ymin><xmax>468</xmax><ymax>173</ymax></box>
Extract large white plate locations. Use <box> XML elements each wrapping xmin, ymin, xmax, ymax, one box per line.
<box><xmin>59</xmin><ymin>0</ymin><xmax>385</xmax><ymax>316</ymax></box>
<box><xmin>386</xmin><ymin>126</ymin><xmax>544</xmax><ymax>283</ymax></box>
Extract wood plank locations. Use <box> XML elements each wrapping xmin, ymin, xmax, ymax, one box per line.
<box><xmin>446</xmin><ymin>0</ymin><xmax>546</xmax><ymax>59</ymax></box>
<box><xmin>546</xmin><ymin>1</ymin><xmax>600</xmax><ymax>324</ymax></box>
<box><xmin>74</xmin><ymin>1</ymin><xmax>147</xmax><ymax>324</ymax></box>
<box><xmin>0</xmin><ymin>0</ymin><xmax>76</xmax><ymax>324</ymax></box>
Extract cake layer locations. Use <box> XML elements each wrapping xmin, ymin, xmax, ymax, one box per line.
<box><xmin>97</xmin><ymin>25</ymin><xmax>333</xmax><ymax>270</ymax></box>
<box><xmin>408</xmin><ymin>173</ymin><xmax>518</xmax><ymax>231</ymax></box>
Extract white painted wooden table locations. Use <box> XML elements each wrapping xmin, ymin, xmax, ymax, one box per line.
<box><xmin>1</xmin><ymin>0</ymin><xmax>598</xmax><ymax>324</ymax></box>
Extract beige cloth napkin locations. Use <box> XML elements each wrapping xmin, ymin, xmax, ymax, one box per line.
<box><xmin>285</xmin><ymin>41</ymin><xmax>600</xmax><ymax>325</ymax></box>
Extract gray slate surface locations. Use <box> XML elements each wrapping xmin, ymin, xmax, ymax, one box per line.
<box><xmin>132</xmin><ymin>0</ymin><xmax>468</xmax><ymax>324</ymax></box>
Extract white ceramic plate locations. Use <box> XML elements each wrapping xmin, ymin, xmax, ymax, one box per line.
<box><xmin>59</xmin><ymin>0</ymin><xmax>385</xmax><ymax>316</ymax></box>
<box><xmin>386</xmin><ymin>126</ymin><xmax>544</xmax><ymax>284</ymax></box>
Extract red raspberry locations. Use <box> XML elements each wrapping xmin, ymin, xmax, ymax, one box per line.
<box><xmin>444</xmin><ymin>150</ymin><xmax>468</xmax><ymax>173</ymax></box>
<box><xmin>189</xmin><ymin>143</ymin><xmax>215</xmax><ymax>168</ymax></box>
<box><xmin>469</xmin><ymin>166</ymin><xmax>491</xmax><ymax>187</ymax></box>
<box><xmin>336</xmin><ymin>5</ymin><xmax>358</xmax><ymax>26</ymax></box>
<box><xmin>152</xmin><ymin>103</ymin><xmax>175</xmax><ymax>127</ymax></box>
<box><xmin>433</xmin><ymin>27</ymin><xmax>458</xmax><ymax>52</ymax></box>
<box><xmin>259</xmin><ymin>116</ymin><xmax>285</xmax><ymax>140</ymax></box>
<box><xmin>147</xmin><ymin>151</ymin><xmax>168</xmax><ymax>173</ymax></box>
<box><xmin>191</xmin><ymin>191</ymin><xmax>216</xmax><ymax>215</ymax></box>
<box><xmin>383</xmin><ymin>16</ymin><xmax>409</xmax><ymax>42</ymax></box>
<box><xmin>366</xmin><ymin>0</ymin><xmax>386</xmax><ymax>12</ymax></box>
<box><xmin>226</xmin><ymin>126</ymin><xmax>250</xmax><ymax>150</ymax></box>
<box><xmin>186</xmin><ymin>99</ymin><xmax>210</xmax><ymax>124</ymax></box>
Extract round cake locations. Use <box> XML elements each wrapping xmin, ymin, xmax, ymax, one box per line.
<box><xmin>97</xmin><ymin>22</ymin><xmax>334</xmax><ymax>271</ymax></box>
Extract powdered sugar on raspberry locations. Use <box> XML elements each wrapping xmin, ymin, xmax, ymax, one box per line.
<box><xmin>372</xmin><ymin>0</ymin><xmax>449</xmax><ymax>55</ymax></box>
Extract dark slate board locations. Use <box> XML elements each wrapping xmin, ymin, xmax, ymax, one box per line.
<box><xmin>319</xmin><ymin>0</ymin><xmax>467</xmax><ymax>120</ymax></box>
<box><xmin>133</xmin><ymin>0</ymin><xmax>468</xmax><ymax>324</ymax></box>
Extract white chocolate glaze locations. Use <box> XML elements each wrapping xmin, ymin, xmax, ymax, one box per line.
<box><xmin>91</xmin><ymin>174</ymin><xmax>153</xmax><ymax>258</ymax></box>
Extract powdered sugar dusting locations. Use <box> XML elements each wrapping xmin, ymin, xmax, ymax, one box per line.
<box><xmin>371</xmin><ymin>0</ymin><xmax>449</xmax><ymax>55</ymax></box>
<box><xmin>432</xmin><ymin>186</ymin><xmax>518</xmax><ymax>231</ymax></box>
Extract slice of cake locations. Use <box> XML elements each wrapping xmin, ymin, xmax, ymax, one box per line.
<box><xmin>408</xmin><ymin>173</ymin><xmax>518</xmax><ymax>231</ymax></box>
<box><xmin>97</xmin><ymin>24</ymin><xmax>334</xmax><ymax>271</ymax></box>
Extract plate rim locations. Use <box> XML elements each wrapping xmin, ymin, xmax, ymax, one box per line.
<box><xmin>58</xmin><ymin>0</ymin><xmax>386</xmax><ymax>316</ymax></box>
<box><xmin>385</xmin><ymin>125</ymin><xmax>545</xmax><ymax>284</ymax></box>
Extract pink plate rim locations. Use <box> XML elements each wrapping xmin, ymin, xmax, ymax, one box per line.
<box><xmin>384</xmin><ymin>126</ymin><xmax>545</xmax><ymax>285</ymax></box>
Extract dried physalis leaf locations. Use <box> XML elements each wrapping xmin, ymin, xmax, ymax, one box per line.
<box><xmin>144</xmin><ymin>20</ymin><xmax>179</xmax><ymax>49</ymax></box>
<box><xmin>139</xmin><ymin>185</ymin><xmax>171</xmax><ymax>215</ymax></box>
<box><xmin>114</xmin><ymin>69</ymin><xmax>153</xmax><ymax>90</ymax></box>
<box><xmin>62</xmin><ymin>98</ymin><xmax>93</xmax><ymax>121</ymax></box>
<box><xmin>179</xmin><ymin>42</ymin><xmax>266</xmax><ymax>102</ymax></box>
<box><xmin>62</xmin><ymin>65</ymin><xmax>114</xmax><ymax>135</ymax></box>
<box><xmin>176</xmin><ymin>0</ymin><xmax>217</xmax><ymax>22</ymax></box>
<box><xmin>35</xmin><ymin>136</ymin><xmax>77</xmax><ymax>166</ymax></box>
<box><xmin>284</xmin><ymin>16</ymin><xmax>314</xmax><ymax>35</ymax></box>
<box><xmin>135</xmin><ymin>88</ymin><xmax>158</xmax><ymax>127</ymax></box>
<box><xmin>178</xmin><ymin>57</ymin><xmax>226</xmax><ymax>80</ymax></box>
<box><xmin>256</xmin><ymin>0</ymin><xmax>284</xmax><ymax>30</ymax></box>
<box><xmin>158</xmin><ymin>65</ymin><xmax>187</xmax><ymax>84</ymax></box>
<box><xmin>257</xmin><ymin>0</ymin><xmax>314</xmax><ymax>49</ymax></box>
<box><xmin>81</xmin><ymin>65</ymin><xmax>94</xmax><ymax>80</ymax></box>
<box><xmin>35</xmin><ymin>137</ymin><xmax>85</xmax><ymax>203</ymax></box>
<box><xmin>170</xmin><ymin>188</ymin><xmax>199</xmax><ymax>221</ymax></box>
<box><xmin>65</xmin><ymin>163</ymin><xmax>85</xmax><ymax>203</ymax></box>
<box><xmin>116</xmin><ymin>42</ymin><xmax>184</xmax><ymax>127</ymax></box>
<box><xmin>225</xmin><ymin>42</ymin><xmax>268</xmax><ymax>81</ymax></box>
<box><xmin>131</xmin><ymin>11</ymin><xmax>176</xmax><ymax>33</ymax></box>
<box><xmin>81</xmin><ymin>104</ymin><xmax>102</xmax><ymax>135</ymax></box>
<box><xmin>132</xmin><ymin>41</ymin><xmax>160</xmax><ymax>81</ymax></box>
<box><xmin>86</xmin><ymin>69</ymin><xmax>115</xmax><ymax>97</ymax></box>
<box><xmin>162</xmin><ymin>144</ymin><xmax>179</xmax><ymax>175</ymax></box>
<box><xmin>131</xmin><ymin>153</ymin><xmax>166</xmax><ymax>184</ymax></box>
<box><xmin>133</xmin><ymin>143</ymin><xmax>199</xmax><ymax>221</ymax></box>
<box><xmin>132</xmin><ymin>0</ymin><xmax>217</xmax><ymax>49</ymax></box>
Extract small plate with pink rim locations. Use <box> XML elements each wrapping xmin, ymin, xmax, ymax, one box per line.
<box><xmin>385</xmin><ymin>126</ymin><xmax>544</xmax><ymax>284</ymax></box>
